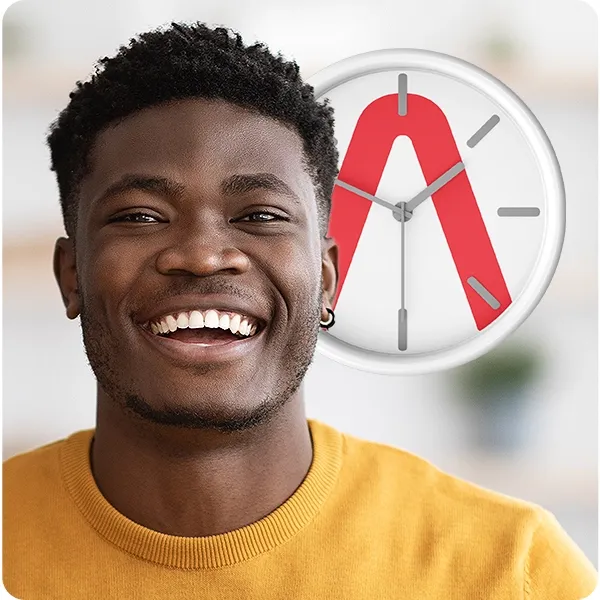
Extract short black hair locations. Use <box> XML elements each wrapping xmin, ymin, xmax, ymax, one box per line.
<box><xmin>46</xmin><ymin>21</ymin><xmax>338</xmax><ymax>239</ymax></box>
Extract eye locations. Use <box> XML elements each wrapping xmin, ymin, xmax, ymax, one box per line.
<box><xmin>238</xmin><ymin>211</ymin><xmax>288</xmax><ymax>223</ymax></box>
<box><xmin>109</xmin><ymin>212</ymin><xmax>161</xmax><ymax>224</ymax></box>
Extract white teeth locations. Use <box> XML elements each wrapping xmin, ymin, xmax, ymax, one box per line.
<box><xmin>148</xmin><ymin>309</ymin><xmax>259</xmax><ymax>336</ymax></box>
<box><xmin>205</xmin><ymin>310</ymin><xmax>220</xmax><ymax>328</ymax></box>
<box><xmin>189</xmin><ymin>310</ymin><xmax>204</xmax><ymax>329</ymax></box>
<box><xmin>176</xmin><ymin>313</ymin><xmax>189</xmax><ymax>329</ymax></box>
<box><xmin>239</xmin><ymin>319</ymin><xmax>249</xmax><ymax>336</ymax></box>
<box><xmin>229</xmin><ymin>313</ymin><xmax>241</xmax><ymax>334</ymax></box>
<box><xmin>166</xmin><ymin>315</ymin><xmax>178</xmax><ymax>332</ymax></box>
<box><xmin>219</xmin><ymin>313</ymin><xmax>230</xmax><ymax>330</ymax></box>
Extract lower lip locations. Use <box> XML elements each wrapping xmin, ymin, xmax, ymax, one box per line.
<box><xmin>137</xmin><ymin>325</ymin><xmax>264</xmax><ymax>364</ymax></box>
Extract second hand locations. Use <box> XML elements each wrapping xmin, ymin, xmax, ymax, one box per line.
<box><xmin>398</xmin><ymin>201</ymin><xmax>407</xmax><ymax>351</ymax></box>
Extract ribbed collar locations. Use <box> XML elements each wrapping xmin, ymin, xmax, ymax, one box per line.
<box><xmin>59</xmin><ymin>419</ymin><xmax>343</xmax><ymax>569</ymax></box>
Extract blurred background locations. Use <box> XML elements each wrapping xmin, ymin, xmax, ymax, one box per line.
<box><xmin>2</xmin><ymin>0</ymin><xmax>598</xmax><ymax>566</ymax></box>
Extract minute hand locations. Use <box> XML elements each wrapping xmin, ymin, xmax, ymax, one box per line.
<box><xmin>334</xmin><ymin>179</ymin><xmax>405</xmax><ymax>219</ymax></box>
<box><xmin>404</xmin><ymin>161</ymin><xmax>465</xmax><ymax>214</ymax></box>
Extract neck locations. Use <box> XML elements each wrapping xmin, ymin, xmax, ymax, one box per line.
<box><xmin>90</xmin><ymin>387</ymin><xmax>313</xmax><ymax>537</ymax></box>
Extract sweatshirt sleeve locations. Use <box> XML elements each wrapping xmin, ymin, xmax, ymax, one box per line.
<box><xmin>525</xmin><ymin>508</ymin><xmax>598</xmax><ymax>600</ymax></box>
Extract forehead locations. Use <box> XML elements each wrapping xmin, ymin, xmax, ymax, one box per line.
<box><xmin>81</xmin><ymin>98</ymin><xmax>312</xmax><ymax>201</ymax></box>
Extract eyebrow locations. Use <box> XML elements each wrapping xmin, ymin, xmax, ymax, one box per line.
<box><xmin>221</xmin><ymin>173</ymin><xmax>302</xmax><ymax>205</ymax></box>
<box><xmin>91</xmin><ymin>175</ymin><xmax>186</xmax><ymax>207</ymax></box>
<box><xmin>92</xmin><ymin>172</ymin><xmax>302</xmax><ymax>207</ymax></box>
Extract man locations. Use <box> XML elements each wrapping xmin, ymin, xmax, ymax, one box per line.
<box><xmin>3</xmin><ymin>21</ymin><xmax>597</xmax><ymax>600</ymax></box>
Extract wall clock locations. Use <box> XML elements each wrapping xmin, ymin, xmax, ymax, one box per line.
<box><xmin>310</xmin><ymin>49</ymin><xmax>565</xmax><ymax>375</ymax></box>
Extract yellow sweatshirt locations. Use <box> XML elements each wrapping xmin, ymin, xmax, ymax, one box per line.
<box><xmin>3</xmin><ymin>419</ymin><xmax>597</xmax><ymax>600</ymax></box>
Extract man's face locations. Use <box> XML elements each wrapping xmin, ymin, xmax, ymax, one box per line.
<box><xmin>55</xmin><ymin>99</ymin><xmax>337</xmax><ymax>432</ymax></box>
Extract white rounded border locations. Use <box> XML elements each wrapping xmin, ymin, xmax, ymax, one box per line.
<box><xmin>310</xmin><ymin>49</ymin><xmax>565</xmax><ymax>376</ymax></box>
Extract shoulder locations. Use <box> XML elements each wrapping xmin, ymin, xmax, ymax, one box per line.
<box><xmin>525</xmin><ymin>507</ymin><xmax>598</xmax><ymax>598</ymax></box>
<box><xmin>4</xmin><ymin>437</ymin><xmax>64</xmax><ymax>482</ymax></box>
<box><xmin>3</xmin><ymin>430</ymin><xmax>93</xmax><ymax>505</ymax></box>
<box><xmin>335</xmin><ymin>426</ymin><xmax>597</xmax><ymax>596</ymax></box>
<box><xmin>3</xmin><ymin>430</ymin><xmax>94</xmax><ymax>546</ymax></box>
<box><xmin>339</xmin><ymin>425</ymin><xmax>538</xmax><ymax>518</ymax></box>
<box><xmin>3</xmin><ymin>436</ymin><xmax>70</xmax><ymax>549</ymax></box>
<box><xmin>4</xmin><ymin>435</ymin><xmax>68</xmax><ymax>477</ymax></box>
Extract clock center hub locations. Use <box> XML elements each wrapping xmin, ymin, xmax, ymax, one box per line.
<box><xmin>393</xmin><ymin>201</ymin><xmax>413</xmax><ymax>223</ymax></box>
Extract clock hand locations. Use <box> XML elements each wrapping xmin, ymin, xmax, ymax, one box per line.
<box><xmin>404</xmin><ymin>161</ymin><xmax>465</xmax><ymax>214</ymax></box>
<box><xmin>398</xmin><ymin>201</ymin><xmax>407</xmax><ymax>351</ymax></box>
<box><xmin>334</xmin><ymin>179</ymin><xmax>406</xmax><ymax>219</ymax></box>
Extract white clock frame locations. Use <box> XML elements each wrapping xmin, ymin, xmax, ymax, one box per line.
<box><xmin>310</xmin><ymin>49</ymin><xmax>565</xmax><ymax>375</ymax></box>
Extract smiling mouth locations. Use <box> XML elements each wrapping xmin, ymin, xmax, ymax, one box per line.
<box><xmin>135</xmin><ymin>323</ymin><xmax>264</xmax><ymax>369</ymax></box>
<box><xmin>139</xmin><ymin>308</ymin><xmax>263</xmax><ymax>346</ymax></box>
<box><xmin>154</xmin><ymin>327</ymin><xmax>248</xmax><ymax>346</ymax></box>
<box><xmin>135</xmin><ymin>317</ymin><xmax>267</xmax><ymax>367</ymax></box>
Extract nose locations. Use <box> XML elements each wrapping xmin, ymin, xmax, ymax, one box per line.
<box><xmin>154</xmin><ymin>218</ymin><xmax>250</xmax><ymax>277</ymax></box>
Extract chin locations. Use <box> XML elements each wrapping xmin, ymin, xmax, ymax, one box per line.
<box><xmin>123</xmin><ymin>386</ymin><xmax>280</xmax><ymax>432</ymax></box>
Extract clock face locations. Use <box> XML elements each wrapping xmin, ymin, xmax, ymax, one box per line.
<box><xmin>310</xmin><ymin>50</ymin><xmax>565</xmax><ymax>375</ymax></box>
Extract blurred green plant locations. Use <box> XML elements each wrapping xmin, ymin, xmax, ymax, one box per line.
<box><xmin>453</xmin><ymin>343</ymin><xmax>545</xmax><ymax>450</ymax></box>
<box><xmin>482</xmin><ymin>32</ymin><xmax>519</xmax><ymax>64</ymax></box>
<box><xmin>455</xmin><ymin>343</ymin><xmax>544</xmax><ymax>404</ymax></box>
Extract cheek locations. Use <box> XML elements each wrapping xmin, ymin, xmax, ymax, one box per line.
<box><xmin>83</xmin><ymin>239</ymin><xmax>144</xmax><ymax>300</ymax></box>
<box><xmin>265</xmin><ymin>236</ymin><xmax>322</xmax><ymax>315</ymax></box>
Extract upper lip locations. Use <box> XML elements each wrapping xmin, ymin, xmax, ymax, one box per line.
<box><xmin>133</xmin><ymin>294</ymin><xmax>269</xmax><ymax>331</ymax></box>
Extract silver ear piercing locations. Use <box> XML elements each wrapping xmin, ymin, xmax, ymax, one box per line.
<box><xmin>320</xmin><ymin>307</ymin><xmax>335</xmax><ymax>329</ymax></box>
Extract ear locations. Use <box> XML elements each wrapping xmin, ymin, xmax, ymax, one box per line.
<box><xmin>53</xmin><ymin>237</ymin><xmax>80</xmax><ymax>319</ymax></box>
<box><xmin>321</xmin><ymin>236</ymin><xmax>339</xmax><ymax>317</ymax></box>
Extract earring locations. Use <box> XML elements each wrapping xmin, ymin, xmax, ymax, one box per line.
<box><xmin>320</xmin><ymin>307</ymin><xmax>335</xmax><ymax>329</ymax></box>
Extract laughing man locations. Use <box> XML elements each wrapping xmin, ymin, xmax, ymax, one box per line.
<box><xmin>3</xmin><ymin>21</ymin><xmax>597</xmax><ymax>600</ymax></box>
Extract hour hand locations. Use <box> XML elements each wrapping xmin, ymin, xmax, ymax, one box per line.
<box><xmin>404</xmin><ymin>161</ymin><xmax>465</xmax><ymax>214</ymax></box>
<box><xmin>334</xmin><ymin>179</ymin><xmax>405</xmax><ymax>219</ymax></box>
